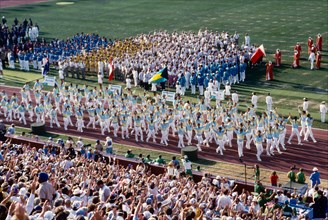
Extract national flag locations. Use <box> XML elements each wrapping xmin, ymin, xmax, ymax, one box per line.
<box><xmin>42</xmin><ymin>58</ymin><xmax>49</xmax><ymax>76</ymax></box>
<box><xmin>148</xmin><ymin>67</ymin><xmax>168</xmax><ymax>84</ymax></box>
<box><xmin>108</xmin><ymin>57</ymin><xmax>114</xmax><ymax>81</ymax></box>
<box><xmin>250</xmin><ymin>44</ymin><xmax>266</xmax><ymax>64</ymax></box>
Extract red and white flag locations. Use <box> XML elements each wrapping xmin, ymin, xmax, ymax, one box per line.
<box><xmin>250</xmin><ymin>44</ymin><xmax>266</xmax><ymax>64</ymax></box>
<box><xmin>108</xmin><ymin>57</ymin><xmax>114</xmax><ymax>81</ymax></box>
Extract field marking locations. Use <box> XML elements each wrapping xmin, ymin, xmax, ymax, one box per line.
<box><xmin>56</xmin><ymin>2</ymin><xmax>75</xmax><ymax>5</ymax></box>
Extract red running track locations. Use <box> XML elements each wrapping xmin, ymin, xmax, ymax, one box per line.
<box><xmin>0</xmin><ymin>0</ymin><xmax>51</xmax><ymax>8</ymax></box>
<box><xmin>1</xmin><ymin>85</ymin><xmax>328</xmax><ymax>179</ymax></box>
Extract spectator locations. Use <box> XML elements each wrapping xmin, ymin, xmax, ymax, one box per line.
<box><xmin>287</xmin><ymin>166</ymin><xmax>296</xmax><ymax>182</ymax></box>
<box><xmin>124</xmin><ymin>149</ymin><xmax>134</xmax><ymax>158</ymax></box>
<box><xmin>310</xmin><ymin>167</ymin><xmax>321</xmax><ymax>188</ymax></box>
<box><xmin>270</xmin><ymin>171</ymin><xmax>279</xmax><ymax>187</ymax></box>
<box><xmin>296</xmin><ymin>168</ymin><xmax>306</xmax><ymax>184</ymax></box>
<box><xmin>153</xmin><ymin>155</ymin><xmax>165</xmax><ymax>165</ymax></box>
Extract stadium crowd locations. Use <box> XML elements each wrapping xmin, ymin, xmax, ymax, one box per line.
<box><xmin>0</xmin><ymin>136</ymin><xmax>327</xmax><ymax>220</ymax></box>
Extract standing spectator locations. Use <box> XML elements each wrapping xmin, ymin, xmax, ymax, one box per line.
<box><xmin>319</xmin><ymin>101</ymin><xmax>327</xmax><ymax>123</ymax></box>
<box><xmin>270</xmin><ymin>171</ymin><xmax>279</xmax><ymax>187</ymax></box>
<box><xmin>7</xmin><ymin>124</ymin><xmax>15</xmax><ymax>135</ymax></box>
<box><xmin>296</xmin><ymin>168</ymin><xmax>306</xmax><ymax>184</ymax></box>
<box><xmin>182</xmin><ymin>155</ymin><xmax>192</xmax><ymax>176</ymax></box>
<box><xmin>37</xmin><ymin>172</ymin><xmax>56</xmax><ymax>202</ymax></box>
<box><xmin>287</xmin><ymin>166</ymin><xmax>296</xmax><ymax>182</ymax></box>
<box><xmin>97</xmin><ymin>180</ymin><xmax>110</xmax><ymax>202</ymax></box>
<box><xmin>312</xmin><ymin>190</ymin><xmax>328</xmax><ymax>219</ymax></box>
<box><xmin>310</xmin><ymin>167</ymin><xmax>321</xmax><ymax>188</ymax></box>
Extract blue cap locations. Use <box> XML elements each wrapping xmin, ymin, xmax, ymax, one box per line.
<box><xmin>38</xmin><ymin>172</ymin><xmax>49</xmax><ymax>183</ymax></box>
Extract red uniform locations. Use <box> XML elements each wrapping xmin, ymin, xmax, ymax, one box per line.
<box><xmin>294</xmin><ymin>43</ymin><xmax>302</xmax><ymax>55</ymax></box>
<box><xmin>292</xmin><ymin>51</ymin><xmax>300</xmax><ymax>68</ymax></box>
<box><xmin>316</xmin><ymin>34</ymin><xmax>322</xmax><ymax>51</ymax></box>
<box><xmin>316</xmin><ymin>52</ymin><xmax>321</xmax><ymax>69</ymax></box>
<box><xmin>265</xmin><ymin>62</ymin><xmax>273</xmax><ymax>80</ymax></box>
<box><xmin>307</xmin><ymin>38</ymin><xmax>313</xmax><ymax>54</ymax></box>
<box><xmin>275</xmin><ymin>50</ymin><xmax>281</xmax><ymax>67</ymax></box>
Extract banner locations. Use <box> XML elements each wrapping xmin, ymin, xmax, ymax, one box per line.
<box><xmin>43</xmin><ymin>76</ymin><xmax>56</xmax><ymax>87</ymax></box>
<box><xmin>162</xmin><ymin>91</ymin><xmax>176</xmax><ymax>102</ymax></box>
<box><xmin>211</xmin><ymin>91</ymin><xmax>225</xmax><ymax>100</ymax></box>
<box><xmin>109</xmin><ymin>85</ymin><xmax>122</xmax><ymax>95</ymax></box>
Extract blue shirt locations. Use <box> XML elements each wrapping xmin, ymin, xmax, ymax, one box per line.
<box><xmin>309</xmin><ymin>171</ymin><xmax>321</xmax><ymax>185</ymax></box>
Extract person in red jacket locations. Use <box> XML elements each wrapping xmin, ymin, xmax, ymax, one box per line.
<box><xmin>294</xmin><ymin>42</ymin><xmax>302</xmax><ymax>56</ymax></box>
<box><xmin>292</xmin><ymin>50</ymin><xmax>300</xmax><ymax>68</ymax></box>
<box><xmin>270</xmin><ymin>171</ymin><xmax>279</xmax><ymax>186</ymax></box>
<box><xmin>265</xmin><ymin>61</ymin><xmax>273</xmax><ymax>80</ymax></box>
<box><xmin>275</xmin><ymin>49</ymin><xmax>281</xmax><ymax>67</ymax></box>
<box><xmin>316</xmin><ymin>51</ymin><xmax>321</xmax><ymax>69</ymax></box>
<box><xmin>307</xmin><ymin>37</ymin><xmax>313</xmax><ymax>54</ymax></box>
<box><xmin>316</xmin><ymin>33</ymin><xmax>322</xmax><ymax>51</ymax></box>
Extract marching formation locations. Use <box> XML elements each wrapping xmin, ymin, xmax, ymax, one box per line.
<box><xmin>0</xmin><ymin>78</ymin><xmax>318</xmax><ymax>162</ymax></box>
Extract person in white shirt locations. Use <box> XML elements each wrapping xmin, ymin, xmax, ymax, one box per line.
<box><xmin>225</xmin><ymin>82</ymin><xmax>231</xmax><ymax>97</ymax></box>
<box><xmin>319</xmin><ymin>101</ymin><xmax>327</xmax><ymax>122</ymax></box>
<box><xmin>217</xmin><ymin>189</ymin><xmax>232</xmax><ymax>209</ymax></box>
<box><xmin>231</xmin><ymin>91</ymin><xmax>239</xmax><ymax>105</ymax></box>
<box><xmin>266</xmin><ymin>93</ymin><xmax>273</xmax><ymax>111</ymax></box>
<box><xmin>251</xmin><ymin>92</ymin><xmax>258</xmax><ymax>109</ymax></box>
<box><xmin>245</xmin><ymin>33</ymin><xmax>250</xmax><ymax>47</ymax></box>
<box><xmin>132</xmin><ymin>69</ymin><xmax>138</xmax><ymax>87</ymax></box>
<box><xmin>126</xmin><ymin>76</ymin><xmax>132</xmax><ymax>89</ymax></box>
<box><xmin>303</xmin><ymin>98</ymin><xmax>308</xmax><ymax>112</ymax></box>
<box><xmin>308</xmin><ymin>51</ymin><xmax>315</xmax><ymax>70</ymax></box>
<box><xmin>97</xmin><ymin>180</ymin><xmax>110</xmax><ymax>202</ymax></box>
<box><xmin>97</xmin><ymin>72</ymin><xmax>103</xmax><ymax>90</ymax></box>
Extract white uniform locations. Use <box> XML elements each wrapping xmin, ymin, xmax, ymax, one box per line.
<box><xmin>303</xmin><ymin>101</ymin><xmax>308</xmax><ymax>112</ymax></box>
<box><xmin>308</xmin><ymin>52</ymin><xmax>315</xmax><ymax>70</ymax></box>
<box><xmin>320</xmin><ymin>103</ymin><xmax>327</xmax><ymax>123</ymax></box>
<box><xmin>266</xmin><ymin>95</ymin><xmax>273</xmax><ymax>111</ymax></box>
<box><xmin>231</xmin><ymin>92</ymin><xmax>238</xmax><ymax>105</ymax></box>
<box><xmin>251</xmin><ymin>95</ymin><xmax>258</xmax><ymax>108</ymax></box>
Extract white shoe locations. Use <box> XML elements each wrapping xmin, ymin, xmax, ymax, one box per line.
<box><xmin>287</xmin><ymin>141</ymin><xmax>291</xmax><ymax>145</ymax></box>
<box><xmin>314</xmin><ymin>140</ymin><xmax>317</xmax><ymax>143</ymax></box>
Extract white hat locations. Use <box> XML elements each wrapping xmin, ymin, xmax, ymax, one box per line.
<box><xmin>44</xmin><ymin>211</ymin><xmax>55</xmax><ymax>220</ymax></box>
<box><xmin>106</xmin><ymin>136</ymin><xmax>112</xmax><ymax>140</ymax></box>
<box><xmin>73</xmin><ymin>188</ymin><xmax>83</xmax><ymax>196</ymax></box>
<box><xmin>18</xmin><ymin>187</ymin><xmax>28</xmax><ymax>197</ymax></box>
<box><xmin>322</xmin><ymin>101</ymin><xmax>325</xmax><ymax>104</ymax></box>
<box><xmin>313</xmin><ymin>167</ymin><xmax>318</xmax><ymax>171</ymax></box>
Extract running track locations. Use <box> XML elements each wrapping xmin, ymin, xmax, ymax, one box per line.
<box><xmin>1</xmin><ymin>85</ymin><xmax>328</xmax><ymax>179</ymax></box>
<box><xmin>1</xmin><ymin>0</ymin><xmax>51</xmax><ymax>8</ymax></box>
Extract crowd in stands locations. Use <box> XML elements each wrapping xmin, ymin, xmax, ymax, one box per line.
<box><xmin>0</xmin><ymin>134</ymin><xmax>327</xmax><ymax>220</ymax></box>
